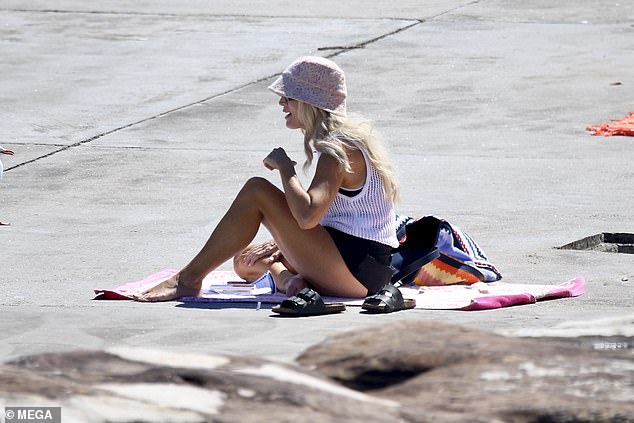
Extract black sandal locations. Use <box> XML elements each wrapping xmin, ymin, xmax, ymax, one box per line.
<box><xmin>272</xmin><ymin>288</ymin><xmax>346</xmax><ymax>316</ymax></box>
<box><xmin>361</xmin><ymin>283</ymin><xmax>416</xmax><ymax>313</ymax></box>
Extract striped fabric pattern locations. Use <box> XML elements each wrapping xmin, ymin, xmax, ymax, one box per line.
<box><xmin>394</xmin><ymin>215</ymin><xmax>502</xmax><ymax>286</ymax></box>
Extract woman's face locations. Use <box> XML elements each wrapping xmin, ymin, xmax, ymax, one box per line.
<box><xmin>279</xmin><ymin>96</ymin><xmax>304</xmax><ymax>130</ymax></box>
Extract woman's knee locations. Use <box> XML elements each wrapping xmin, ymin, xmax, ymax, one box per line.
<box><xmin>232</xmin><ymin>253</ymin><xmax>266</xmax><ymax>282</ymax></box>
<box><xmin>241</xmin><ymin>177</ymin><xmax>276</xmax><ymax>197</ymax></box>
<box><xmin>239</xmin><ymin>177</ymin><xmax>285</xmax><ymax>210</ymax></box>
<box><xmin>232</xmin><ymin>254</ymin><xmax>248</xmax><ymax>278</ymax></box>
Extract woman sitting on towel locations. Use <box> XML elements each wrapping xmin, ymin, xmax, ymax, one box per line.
<box><xmin>136</xmin><ymin>56</ymin><xmax>399</xmax><ymax>301</ymax></box>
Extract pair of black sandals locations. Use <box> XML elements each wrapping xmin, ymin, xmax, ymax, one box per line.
<box><xmin>272</xmin><ymin>247</ymin><xmax>439</xmax><ymax>316</ymax></box>
<box><xmin>271</xmin><ymin>284</ymin><xmax>415</xmax><ymax>316</ymax></box>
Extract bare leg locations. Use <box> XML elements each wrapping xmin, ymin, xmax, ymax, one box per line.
<box><xmin>285</xmin><ymin>274</ymin><xmax>308</xmax><ymax>297</ymax></box>
<box><xmin>252</xmin><ymin>179</ymin><xmax>367</xmax><ymax>297</ymax></box>
<box><xmin>136</xmin><ymin>177</ymin><xmax>368</xmax><ymax>301</ymax></box>
<box><xmin>233</xmin><ymin>243</ymin><xmax>297</xmax><ymax>281</ymax></box>
<box><xmin>233</xmin><ymin>253</ymin><xmax>269</xmax><ymax>282</ymax></box>
<box><xmin>268</xmin><ymin>261</ymin><xmax>300</xmax><ymax>294</ymax></box>
<box><xmin>233</xmin><ymin>241</ymin><xmax>299</xmax><ymax>291</ymax></box>
<box><xmin>233</xmin><ymin>252</ymin><xmax>300</xmax><ymax>295</ymax></box>
<box><xmin>135</xmin><ymin>177</ymin><xmax>270</xmax><ymax>301</ymax></box>
<box><xmin>234</xmin><ymin>244</ymin><xmax>342</xmax><ymax>297</ymax></box>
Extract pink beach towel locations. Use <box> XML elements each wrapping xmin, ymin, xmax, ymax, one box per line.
<box><xmin>94</xmin><ymin>270</ymin><xmax>584</xmax><ymax>311</ymax></box>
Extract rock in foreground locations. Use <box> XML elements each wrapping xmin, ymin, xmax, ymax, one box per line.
<box><xmin>0</xmin><ymin>348</ymin><xmax>399</xmax><ymax>423</ymax></box>
<box><xmin>1</xmin><ymin>321</ymin><xmax>632</xmax><ymax>422</ymax></box>
<box><xmin>298</xmin><ymin>320</ymin><xmax>633</xmax><ymax>422</ymax></box>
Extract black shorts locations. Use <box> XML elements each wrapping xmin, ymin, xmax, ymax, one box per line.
<box><xmin>325</xmin><ymin>226</ymin><xmax>394</xmax><ymax>295</ymax></box>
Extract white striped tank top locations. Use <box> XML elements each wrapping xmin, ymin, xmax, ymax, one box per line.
<box><xmin>319</xmin><ymin>141</ymin><xmax>399</xmax><ymax>248</ymax></box>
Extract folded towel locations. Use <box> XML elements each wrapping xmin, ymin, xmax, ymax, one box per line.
<box><xmin>393</xmin><ymin>215</ymin><xmax>502</xmax><ymax>286</ymax></box>
<box><xmin>586</xmin><ymin>111</ymin><xmax>634</xmax><ymax>137</ymax></box>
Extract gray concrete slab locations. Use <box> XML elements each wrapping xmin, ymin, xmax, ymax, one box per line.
<box><xmin>1</xmin><ymin>0</ymin><xmax>468</xmax><ymax>19</ymax></box>
<box><xmin>1</xmin><ymin>8</ymin><xmax>411</xmax><ymax>147</ymax></box>
<box><xmin>445</xmin><ymin>0</ymin><xmax>633</xmax><ymax>24</ymax></box>
<box><xmin>0</xmin><ymin>0</ymin><xmax>632</xmax><ymax>363</ymax></box>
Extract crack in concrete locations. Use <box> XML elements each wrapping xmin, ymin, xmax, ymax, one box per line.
<box><xmin>322</xmin><ymin>19</ymin><xmax>424</xmax><ymax>58</ymax></box>
<box><xmin>5</xmin><ymin>72</ymin><xmax>280</xmax><ymax>172</ymax></box>
<box><xmin>4</xmin><ymin>1</ymin><xmax>479</xmax><ymax>172</ymax></box>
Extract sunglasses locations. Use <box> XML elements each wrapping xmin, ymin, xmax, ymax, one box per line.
<box><xmin>280</xmin><ymin>96</ymin><xmax>296</xmax><ymax>104</ymax></box>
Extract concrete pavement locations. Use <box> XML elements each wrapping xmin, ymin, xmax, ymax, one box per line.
<box><xmin>0</xmin><ymin>0</ymin><xmax>632</xmax><ymax>362</ymax></box>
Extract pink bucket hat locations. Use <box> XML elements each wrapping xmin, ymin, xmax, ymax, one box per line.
<box><xmin>268</xmin><ymin>56</ymin><xmax>347</xmax><ymax>116</ymax></box>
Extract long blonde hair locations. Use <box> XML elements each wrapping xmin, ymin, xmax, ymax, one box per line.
<box><xmin>297</xmin><ymin>101</ymin><xmax>399</xmax><ymax>203</ymax></box>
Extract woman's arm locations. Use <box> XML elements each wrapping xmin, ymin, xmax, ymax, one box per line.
<box><xmin>264</xmin><ymin>148</ymin><xmax>343</xmax><ymax>229</ymax></box>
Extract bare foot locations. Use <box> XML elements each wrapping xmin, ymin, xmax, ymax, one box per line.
<box><xmin>285</xmin><ymin>275</ymin><xmax>308</xmax><ymax>297</ymax></box>
<box><xmin>131</xmin><ymin>274</ymin><xmax>201</xmax><ymax>302</ymax></box>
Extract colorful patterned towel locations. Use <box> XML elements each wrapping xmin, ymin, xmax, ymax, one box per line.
<box><xmin>586</xmin><ymin>111</ymin><xmax>634</xmax><ymax>136</ymax></box>
<box><xmin>94</xmin><ymin>270</ymin><xmax>584</xmax><ymax>311</ymax></box>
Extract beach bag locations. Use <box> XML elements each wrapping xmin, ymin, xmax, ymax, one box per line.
<box><xmin>391</xmin><ymin>215</ymin><xmax>502</xmax><ymax>286</ymax></box>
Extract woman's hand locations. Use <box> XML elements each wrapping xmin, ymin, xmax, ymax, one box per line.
<box><xmin>241</xmin><ymin>240</ymin><xmax>281</xmax><ymax>267</ymax></box>
<box><xmin>263</xmin><ymin>147</ymin><xmax>296</xmax><ymax>171</ymax></box>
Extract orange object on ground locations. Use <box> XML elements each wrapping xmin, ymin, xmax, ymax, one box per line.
<box><xmin>586</xmin><ymin>111</ymin><xmax>634</xmax><ymax>136</ymax></box>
